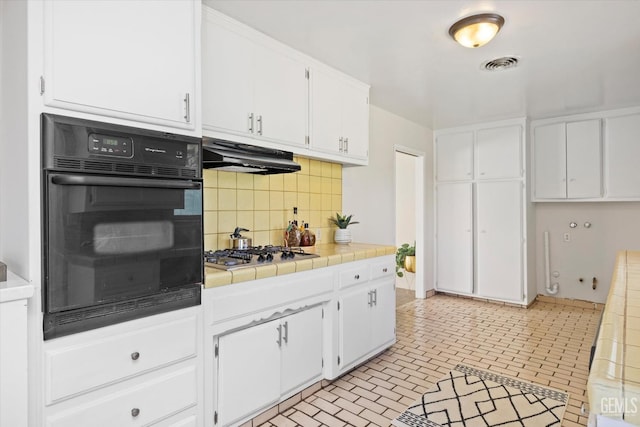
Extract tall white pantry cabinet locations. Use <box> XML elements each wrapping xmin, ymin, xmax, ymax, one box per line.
<box><xmin>434</xmin><ymin>119</ymin><xmax>535</xmax><ymax>305</ymax></box>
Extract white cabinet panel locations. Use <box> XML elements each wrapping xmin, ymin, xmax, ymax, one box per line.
<box><xmin>44</xmin><ymin>0</ymin><xmax>197</xmax><ymax>130</ymax></box>
<box><xmin>201</xmin><ymin>18</ymin><xmax>253</xmax><ymax>136</ymax></box>
<box><xmin>47</xmin><ymin>366</ymin><xmax>197</xmax><ymax>427</ymax></box>
<box><xmin>339</xmin><ymin>288</ymin><xmax>372</xmax><ymax>368</ymax></box>
<box><xmin>0</xmin><ymin>299</ymin><xmax>29</xmax><ymax>427</ymax></box>
<box><xmin>217</xmin><ymin>320</ymin><xmax>280</xmax><ymax>426</ymax></box>
<box><xmin>280</xmin><ymin>307</ymin><xmax>323</xmax><ymax>395</ymax></box>
<box><xmin>436</xmin><ymin>183</ymin><xmax>473</xmax><ymax>294</ymax></box>
<box><xmin>253</xmin><ymin>46</ymin><xmax>308</xmax><ymax>146</ymax></box>
<box><xmin>370</xmin><ymin>281</ymin><xmax>396</xmax><ymax>351</ymax></box>
<box><xmin>310</xmin><ymin>67</ymin><xmax>369</xmax><ymax>160</ymax></box>
<box><xmin>436</xmin><ymin>132</ymin><xmax>474</xmax><ymax>181</ymax></box>
<box><xmin>566</xmin><ymin>120</ymin><xmax>602</xmax><ymax>198</ymax></box>
<box><xmin>606</xmin><ymin>113</ymin><xmax>640</xmax><ymax>198</ymax></box>
<box><xmin>533</xmin><ymin>123</ymin><xmax>567</xmax><ymax>199</ymax></box>
<box><xmin>476</xmin><ymin>181</ymin><xmax>523</xmax><ymax>302</ymax></box>
<box><xmin>202</xmin><ymin>8</ymin><xmax>307</xmax><ymax>147</ymax></box>
<box><xmin>476</xmin><ymin>126</ymin><xmax>522</xmax><ymax>179</ymax></box>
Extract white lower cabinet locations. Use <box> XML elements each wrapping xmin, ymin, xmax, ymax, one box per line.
<box><xmin>338</xmin><ymin>279</ymin><xmax>395</xmax><ymax>371</ymax></box>
<box><xmin>215</xmin><ymin>306</ymin><xmax>323</xmax><ymax>426</ymax></box>
<box><xmin>43</xmin><ymin>307</ymin><xmax>202</xmax><ymax>427</ymax></box>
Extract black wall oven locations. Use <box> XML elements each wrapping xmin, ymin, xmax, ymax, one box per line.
<box><xmin>42</xmin><ymin>114</ymin><xmax>203</xmax><ymax>340</ymax></box>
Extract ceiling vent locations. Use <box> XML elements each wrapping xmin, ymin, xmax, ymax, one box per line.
<box><xmin>481</xmin><ymin>56</ymin><xmax>519</xmax><ymax>71</ymax></box>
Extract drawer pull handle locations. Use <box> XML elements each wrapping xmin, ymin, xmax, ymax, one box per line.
<box><xmin>131</xmin><ymin>408</ymin><xmax>140</xmax><ymax>417</ymax></box>
<box><xmin>355</xmin><ymin>274</ymin><xmax>360</xmax><ymax>280</ymax></box>
<box><xmin>131</xmin><ymin>352</ymin><xmax>140</xmax><ymax>361</ymax></box>
<box><xmin>383</xmin><ymin>268</ymin><xmax>388</xmax><ymax>273</ymax></box>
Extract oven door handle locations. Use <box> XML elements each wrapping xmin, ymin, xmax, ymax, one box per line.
<box><xmin>51</xmin><ymin>174</ymin><xmax>201</xmax><ymax>189</ymax></box>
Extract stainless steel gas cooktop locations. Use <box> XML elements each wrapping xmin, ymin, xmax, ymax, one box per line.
<box><xmin>204</xmin><ymin>246</ymin><xmax>319</xmax><ymax>271</ymax></box>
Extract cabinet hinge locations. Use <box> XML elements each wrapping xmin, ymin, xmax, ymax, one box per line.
<box><xmin>39</xmin><ymin>76</ymin><xmax>45</xmax><ymax>95</ymax></box>
<box><xmin>305</xmin><ymin>68</ymin><xmax>310</xmax><ymax>79</ymax></box>
<box><xmin>337</xmin><ymin>355</ymin><xmax>341</xmax><ymax>365</ymax></box>
<box><xmin>337</xmin><ymin>301</ymin><xmax>340</xmax><ymax>310</ymax></box>
<box><xmin>322</xmin><ymin>358</ymin><xmax>324</xmax><ymax>367</ymax></box>
<box><xmin>321</xmin><ymin>308</ymin><xmax>324</xmax><ymax>318</ymax></box>
<box><xmin>305</xmin><ymin>135</ymin><xmax>310</xmax><ymax>145</ymax></box>
<box><xmin>214</xmin><ymin>411</ymin><xmax>218</xmax><ymax>424</ymax></box>
<box><xmin>214</xmin><ymin>343</ymin><xmax>219</xmax><ymax>358</ymax></box>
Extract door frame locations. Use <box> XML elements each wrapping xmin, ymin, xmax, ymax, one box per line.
<box><xmin>394</xmin><ymin>146</ymin><xmax>426</xmax><ymax>299</ymax></box>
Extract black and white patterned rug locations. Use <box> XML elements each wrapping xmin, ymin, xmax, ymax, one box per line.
<box><xmin>392</xmin><ymin>364</ymin><xmax>569</xmax><ymax>427</ymax></box>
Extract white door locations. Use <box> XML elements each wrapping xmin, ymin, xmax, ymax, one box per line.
<box><xmin>435</xmin><ymin>183</ymin><xmax>473</xmax><ymax>294</ymax></box>
<box><xmin>476</xmin><ymin>125</ymin><xmax>522</xmax><ymax>180</ymax></box>
<box><xmin>44</xmin><ymin>0</ymin><xmax>196</xmax><ymax>129</ymax></box>
<box><xmin>435</xmin><ymin>132</ymin><xmax>474</xmax><ymax>181</ymax></box>
<box><xmin>339</xmin><ymin>287</ymin><xmax>372</xmax><ymax>369</ymax></box>
<box><xmin>280</xmin><ymin>307</ymin><xmax>323</xmax><ymax>395</ymax></box>
<box><xmin>533</xmin><ymin>123</ymin><xmax>567</xmax><ymax>199</ymax></box>
<box><xmin>253</xmin><ymin>46</ymin><xmax>308</xmax><ymax>147</ymax></box>
<box><xmin>370</xmin><ymin>281</ymin><xmax>396</xmax><ymax>350</ymax></box>
<box><xmin>310</xmin><ymin>68</ymin><xmax>343</xmax><ymax>155</ymax></box>
<box><xmin>566</xmin><ymin>119</ymin><xmax>602</xmax><ymax>198</ymax></box>
<box><xmin>476</xmin><ymin>181</ymin><xmax>523</xmax><ymax>302</ymax></box>
<box><xmin>201</xmin><ymin>14</ymin><xmax>254</xmax><ymax>136</ymax></box>
<box><xmin>605</xmin><ymin>113</ymin><xmax>640</xmax><ymax>198</ymax></box>
<box><xmin>341</xmin><ymin>81</ymin><xmax>370</xmax><ymax>159</ymax></box>
<box><xmin>217</xmin><ymin>321</ymin><xmax>281</xmax><ymax>426</ymax></box>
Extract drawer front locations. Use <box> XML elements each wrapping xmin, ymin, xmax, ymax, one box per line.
<box><xmin>339</xmin><ymin>265</ymin><xmax>370</xmax><ymax>289</ymax></box>
<box><xmin>369</xmin><ymin>259</ymin><xmax>395</xmax><ymax>280</ymax></box>
<box><xmin>47</xmin><ymin>366</ymin><xmax>197</xmax><ymax>427</ymax></box>
<box><xmin>46</xmin><ymin>314</ymin><xmax>198</xmax><ymax>403</ymax></box>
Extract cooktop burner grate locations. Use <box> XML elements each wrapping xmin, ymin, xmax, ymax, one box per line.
<box><xmin>204</xmin><ymin>246</ymin><xmax>319</xmax><ymax>270</ymax></box>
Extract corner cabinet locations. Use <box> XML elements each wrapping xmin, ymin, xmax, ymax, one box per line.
<box><xmin>42</xmin><ymin>307</ymin><xmax>202</xmax><ymax>427</ymax></box>
<box><xmin>435</xmin><ymin>121</ymin><xmax>530</xmax><ymax>304</ymax></box>
<box><xmin>310</xmin><ymin>65</ymin><xmax>370</xmax><ymax>162</ymax></box>
<box><xmin>42</xmin><ymin>0</ymin><xmax>199</xmax><ymax>133</ymax></box>
<box><xmin>201</xmin><ymin>7</ymin><xmax>307</xmax><ymax>148</ymax></box>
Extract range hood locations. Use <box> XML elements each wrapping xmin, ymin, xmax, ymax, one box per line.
<box><xmin>201</xmin><ymin>139</ymin><xmax>301</xmax><ymax>175</ymax></box>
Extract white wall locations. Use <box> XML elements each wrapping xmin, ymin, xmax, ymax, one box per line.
<box><xmin>343</xmin><ymin>105</ymin><xmax>434</xmax><ymax>290</ymax></box>
<box><xmin>535</xmin><ymin>202</ymin><xmax>640</xmax><ymax>303</ymax></box>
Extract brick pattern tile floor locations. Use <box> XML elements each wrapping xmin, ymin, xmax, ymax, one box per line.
<box><xmin>260</xmin><ymin>294</ymin><xmax>602</xmax><ymax>427</ymax></box>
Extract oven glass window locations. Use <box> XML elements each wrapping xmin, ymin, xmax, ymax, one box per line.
<box><xmin>46</xmin><ymin>174</ymin><xmax>203</xmax><ymax>313</ymax></box>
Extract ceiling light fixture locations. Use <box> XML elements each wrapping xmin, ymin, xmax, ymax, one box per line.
<box><xmin>449</xmin><ymin>13</ymin><xmax>505</xmax><ymax>48</ymax></box>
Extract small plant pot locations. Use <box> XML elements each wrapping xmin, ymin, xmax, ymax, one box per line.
<box><xmin>334</xmin><ymin>229</ymin><xmax>352</xmax><ymax>244</ymax></box>
<box><xmin>404</xmin><ymin>255</ymin><xmax>416</xmax><ymax>273</ymax></box>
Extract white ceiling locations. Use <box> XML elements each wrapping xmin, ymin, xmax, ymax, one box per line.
<box><xmin>204</xmin><ymin>0</ymin><xmax>640</xmax><ymax>130</ymax></box>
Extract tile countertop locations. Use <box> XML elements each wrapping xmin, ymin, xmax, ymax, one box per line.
<box><xmin>204</xmin><ymin>243</ymin><xmax>397</xmax><ymax>288</ymax></box>
<box><xmin>588</xmin><ymin>250</ymin><xmax>640</xmax><ymax>424</ymax></box>
<box><xmin>0</xmin><ymin>270</ymin><xmax>35</xmax><ymax>303</ymax></box>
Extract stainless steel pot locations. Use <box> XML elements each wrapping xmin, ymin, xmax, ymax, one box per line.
<box><xmin>230</xmin><ymin>237</ymin><xmax>252</xmax><ymax>249</ymax></box>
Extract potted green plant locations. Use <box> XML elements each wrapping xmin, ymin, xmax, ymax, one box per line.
<box><xmin>396</xmin><ymin>242</ymin><xmax>416</xmax><ymax>277</ymax></box>
<box><xmin>329</xmin><ymin>213</ymin><xmax>359</xmax><ymax>244</ymax></box>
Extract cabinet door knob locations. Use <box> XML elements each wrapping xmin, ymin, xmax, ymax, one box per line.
<box><xmin>382</xmin><ymin>268</ymin><xmax>388</xmax><ymax>273</ymax></box>
<box><xmin>355</xmin><ymin>274</ymin><xmax>360</xmax><ymax>280</ymax></box>
<box><xmin>131</xmin><ymin>408</ymin><xmax>140</xmax><ymax>417</ymax></box>
<box><xmin>131</xmin><ymin>352</ymin><xmax>140</xmax><ymax>361</ymax></box>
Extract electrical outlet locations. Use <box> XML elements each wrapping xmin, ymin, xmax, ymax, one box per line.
<box><xmin>316</xmin><ymin>229</ymin><xmax>321</xmax><ymax>241</ymax></box>
<box><xmin>563</xmin><ymin>232</ymin><xmax>571</xmax><ymax>242</ymax></box>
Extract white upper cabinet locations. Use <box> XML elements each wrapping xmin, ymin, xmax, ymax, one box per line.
<box><xmin>43</xmin><ymin>0</ymin><xmax>198</xmax><ymax>132</ymax></box>
<box><xmin>310</xmin><ymin>66</ymin><xmax>370</xmax><ymax>161</ymax></box>
<box><xmin>605</xmin><ymin>113</ymin><xmax>640</xmax><ymax>198</ymax></box>
<box><xmin>202</xmin><ymin>8</ymin><xmax>307</xmax><ymax>147</ymax></box>
<box><xmin>533</xmin><ymin>119</ymin><xmax>602</xmax><ymax>200</ymax></box>
<box><xmin>435</xmin><ymin>131</ymin><xmax>474</xmax><ymax>181</ymax></box>
<box><xmin>476</xmin><ymin>125</ymin><xmax>522</xmax><ymax>179</ymax></box>
<box><xmin>533</xmin><ymin>123</ymin><xmax>568</xmax><ymax>199</ymax></box>
<box><xmin>566</xmin><ymin>120</ymin><xmax>602</xmax><ymax>198</ymax></box>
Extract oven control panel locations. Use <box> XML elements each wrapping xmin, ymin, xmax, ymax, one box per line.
<box><xmin>88</xmin><ymin>133</ymin><xmax>133</xmax><ymax>158</ymax></box>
